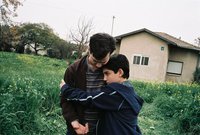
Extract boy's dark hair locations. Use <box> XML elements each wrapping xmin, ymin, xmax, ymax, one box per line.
<box><xmin>102</xmin><ymin>54</ymin><xmax>129</xmax><ymax>79</ymax></box>
<box><xmin>89</xmin><ymin>33</ymin><xmax>116</xmax><ymax>60</ymax></box>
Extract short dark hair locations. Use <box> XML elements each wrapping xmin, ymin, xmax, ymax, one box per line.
<box><xmin>89</xmin><ymin>33</ymin><xmax>116</xmax><ymax>60</ymax></box>
<box><xmin>102</xmin><ymin>54</ymin><xmax>129</xmax><ymax>79</ymax></box>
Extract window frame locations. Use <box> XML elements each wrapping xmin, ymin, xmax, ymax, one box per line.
<box><xmin>167</xmin><ymin>60</ymin><xmax>183</xmax><ymax>75</ymax></box>
<box><xmin>133</xmin><ymin>55</ymin><xmax>141</xmax><ymax>65</ymax></box>
<box><xmin>132</xmin><ymin>54</ymin><xmax>149</xmax><ymax>66</ymax></box>
<box><xmin>141</xmin><ymin>56</ymin><xmax>149</xmax><ymax>65</ymax></box>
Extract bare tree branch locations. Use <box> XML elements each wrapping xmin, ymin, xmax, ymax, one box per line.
<box><xmin>69</xmin><ymin>17</ymin><xmax>94</xmax><ymax>58</ymax></box>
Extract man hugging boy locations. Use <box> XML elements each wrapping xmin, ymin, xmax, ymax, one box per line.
<box><xmin>60</xmin><ymin>54</ymin><xmax>144</xmax><ymax>135</ymax></box>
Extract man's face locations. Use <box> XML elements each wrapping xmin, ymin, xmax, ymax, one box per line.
<box><xmin>88</xmin><ymin>53</ymin><xmax>110</xmax><ymax>70</ymax></box>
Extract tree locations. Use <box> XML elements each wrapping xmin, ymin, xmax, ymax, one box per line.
<box><xmin>0</xmin><ymin>0</ymin><xmax>22</xmax><ymax>51</ymax></box>
<box><xmin>69</xmin><ymin>17</ymin><xmax>93</xmax><ymax>58</ymax></box>
<box><xmin>0</xmin><ymin>24</ymin><xmax>19</xmax><ymax>51</ymax></box>
<box><xmin>194</xmin><ymin>37</ymin><xmax>200</xmax><ymax>47</ymax></box>
<box><xmin>0</xmin><ymin>25</ymin><xmax>12</xmax><ymax>51</ymax></box>
<box><xmin>54</xmin><ymin>40</ymin><xmax>75</xmax><ymax>59</ymax></box>
<box><xmin>46</xmin><ymin>35</ymin><xmax>77</xmax><ymax>59</ymax></box>
<box><xmin>0</xmin><ymin>0</ymin><xmax>22</xmax><ymax>25</ymax></box>
<box><xmin>19</xmin><ymin>23</ymin><xmax>56</xmax><ymax>55</ymax></box>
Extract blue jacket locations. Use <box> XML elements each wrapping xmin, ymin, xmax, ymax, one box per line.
<box><xmin>61</xmin><ymin>81</ymin><xmax>144</xmax><ymax>135</ymax></box>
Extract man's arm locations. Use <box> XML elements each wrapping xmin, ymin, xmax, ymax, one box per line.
<box><xmin>61</xmin><ymin>67</ymin><xmax>88</xmax><ymax>134</ymax></box>
<box><xmin>60</xmin><ymin>67</ymin><xmax>79</xmax><ymax>123</ymax></box>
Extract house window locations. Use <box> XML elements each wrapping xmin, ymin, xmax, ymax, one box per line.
<box><xmin>133</xmin><ymin>56</ymin><xmax>141</xmax><ymax>64</ymax></box>
<box><xmin>167</xmin><ymin>61</ymin><xmax>183</xmax><ymax>75</ymax></box>
<box><xmin>141</xmin><ymin>57</ymin><xmax>149</xmax><ymax>65</ymax></box>
<box><xmin>133</xmin><ymin>55</ymin><xmax>149</xmax><ymax>65</ymax></box>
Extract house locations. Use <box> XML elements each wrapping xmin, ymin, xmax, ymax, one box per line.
<box><xmin>115</xmin><ymin>28</ymin><xmax>200</xmax><ymax>83</ymax></box>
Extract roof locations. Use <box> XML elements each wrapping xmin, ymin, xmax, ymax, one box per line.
<box><xmin>115</xmin><ymin>28</ymin><xmax>200</xmax><ymax>51</ymax></box>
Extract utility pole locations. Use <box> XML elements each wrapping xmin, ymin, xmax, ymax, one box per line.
<box><xmin>111</xmin><ymin>16</ymin><xmax>115</xmax><ymax>36</ymax></box>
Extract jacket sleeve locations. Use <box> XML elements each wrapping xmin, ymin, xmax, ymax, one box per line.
<box><xmin>60</xmin><ymin>66</ymin><xmax>78</xmax><ymax>123</ymax></box>
<box><xmin>61</xmin><ymin>84</ymin><xmax>124</xmax><ymax>111</ymax></box>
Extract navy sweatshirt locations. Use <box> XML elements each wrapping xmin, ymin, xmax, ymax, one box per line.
<box><xmin>61</xmin><ymin>81</ymin><xmax>144</xmax><ymax>135</ymax></box>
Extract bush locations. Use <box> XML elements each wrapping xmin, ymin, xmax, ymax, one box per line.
<box><xmin>193</xmin><ymin>68</ymin><xmax>200</xmax><ymax>84</ymax></box>
<box><xmin>133</xmin><ymin>80</ymin><xmax>200</xmax><ymax>134</ymax></box>
<box><xmin>132</xmin><ymin>81</ymin><xmax>162</xmax><ymax>103</ymax></box>
<box><xmin>47</xmin><ymin>48</ymin><xmax>61</xmax><ymax>59</ymax></box>
<box><xmin>0</xmin><ymin>77</ymin><xmax>42</xmax><ymax>134</ymax></box>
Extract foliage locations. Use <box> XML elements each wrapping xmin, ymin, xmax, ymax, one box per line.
<box><xmin>47</xmin><ymin>38</ymin><xmax>77</xmax><ymax>59</ymax></box>
<box><xmin>133</xmin><ymin>81</ymin><xmax>200</xmax><ymax>134</ymax></box>
<box><xmin>0</xmin><ymin>52</ymin><xmax>66</xmax><ymax>134</ymax></box>
<box><xmin>0</xmin><ymin>0</ymin><xmax>23</xmax><ymax>25</ymax></box>
<box><xmin>193</xmin><ymin>67</ymin><xmax>200</xmax><ymax>84</ymax></box>
<box><xmin>18</xmin><ymin>23</ymin><xmax>57</xmax><ymax>55</ymax></box>
<box><xmin>0</xmin><ymin>23</ymin><xmax>78</xmax><ymax>59</ymax></box>
<box><xmin>1</xmin><ymin>52</ymin><xmax>199</xmax><ymax>135</ymax></box>
<box><xmin>0</xmin><ymin>25</ymin><xmax>20</xmax><ymax>52</ymax></box>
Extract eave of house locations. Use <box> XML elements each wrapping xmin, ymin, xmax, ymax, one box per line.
<box><xmin>115</xmin><ymin>28</ymin><xmax>200</xmax><ymax>52</ymax></box>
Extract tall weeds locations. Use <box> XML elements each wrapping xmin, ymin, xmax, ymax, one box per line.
<box><xmin>1</xmin><ymin>52</ymin><xmax>199</xmax><ymax>134</ymax></box>
<box><xmin>133</xmin><ymin>81</ymin><xmax>200</xmax><ymax>134</ymax></box>
<box><xmin>0</xmin><ymin>52</ymin><xmax>66</xmax><ymax>134</ymax></box>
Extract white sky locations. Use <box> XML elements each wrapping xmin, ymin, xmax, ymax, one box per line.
<box><xmin>12</xmin><ymin>0</ymin><xmax>200</xmax><ymax>44</ymax></box>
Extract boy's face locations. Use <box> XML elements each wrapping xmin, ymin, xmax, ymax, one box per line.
<box><xmin>88</xmin><ymin>53</ymin><xmax>110</xmax><ymax>70</ymax></box>
<box><xmin>103</xmin><ymin>68</ymin><xmax>121</xmax><ymax>84</ymax></box>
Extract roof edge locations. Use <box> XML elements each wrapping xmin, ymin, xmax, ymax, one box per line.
<box><xmin>115</xmin><ymin>28</ymin><xmax>177</xmax><ymax>46</ymax></box>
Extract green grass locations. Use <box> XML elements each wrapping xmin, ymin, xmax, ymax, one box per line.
<box><xmin>133</xmin><ymin>81</ymin><xmax>200</xmax><ymax>135</ymax></box>
<box><xmin>0</xmin><ymin>52</ymin><xmax>66</xmax><ymax>135</ymax></box>
<box><xmin>139</xmin><ymin>103</ymin><xmax>180</xmax><ymax>135</ymax></box>
<box><xmin>0</xmin><ymin>52</ymin><xmax>199</xmax><ymax>135</ymax></box>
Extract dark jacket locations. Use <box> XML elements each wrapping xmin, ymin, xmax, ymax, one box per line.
<box><xmin>60</xmin><ymin>56</ymin><xmax>88</xmax><ymax>134</ymax></box>
<box><xmin>61</xmin><ymin>81</ymin><xmax>144</xmax><ymax>135</ymax></box>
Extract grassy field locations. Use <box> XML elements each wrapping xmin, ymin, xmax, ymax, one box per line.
<box><xmin>0</xmin><ymin>52</ymin><xmax>66</xmax><ymax>135</ymax></box>
<box><xmin>0</xmin><ymin>52</ymin><xmax>199</xmax><ymax>135</ymax></box>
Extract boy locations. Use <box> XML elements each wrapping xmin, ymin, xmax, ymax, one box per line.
<box><xmin>60</xmin><ymin>54</ymin><xmax>144</xmax><ymax>135</ymax></box>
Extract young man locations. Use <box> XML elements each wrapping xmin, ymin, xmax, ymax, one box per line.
<box><xmin>60</xmin><ymin>33</ymin><xmax>116</xmax><ymax>135</ymax></box>
<box><xmin>60</xmin><ymin>54</ymin><xmax>144</xmax><ymax>135</ymax></box>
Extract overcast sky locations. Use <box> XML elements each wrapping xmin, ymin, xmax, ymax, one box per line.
<box><xmin>12</xmin><ymin>0</ymin><xmax>200</xmax><ymax>44</ymax></box>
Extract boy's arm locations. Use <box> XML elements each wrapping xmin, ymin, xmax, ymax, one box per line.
<box><xmin>61</xmin><ymin>84</ymin><xmax>124</xmax><ymax>111</ymax></box>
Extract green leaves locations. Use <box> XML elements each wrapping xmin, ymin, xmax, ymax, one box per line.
<box><xmin>19</xmin><ymin>23</ymin><xmax>57</xmax><ymax>55</ymax></box>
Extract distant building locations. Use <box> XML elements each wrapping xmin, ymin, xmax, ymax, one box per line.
<box><xmin>115</xmin><ymin>28</ymin><xmax>200</xmax><ymax>83</ymax></box>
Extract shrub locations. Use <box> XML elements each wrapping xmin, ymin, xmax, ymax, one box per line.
<box><xmin>132</xmin><ymin>81</ymin><xmax>161</xmax><ymax>103</ymax></box>
<box><xmin>193</xmin><ymin>67</ymin><xmax>200</xmax><ymax>84</ymax></box>
<box><xmin>133</xmin><ymin>80</ymin><xmax>200</xmax><ymax>134</ymax></box>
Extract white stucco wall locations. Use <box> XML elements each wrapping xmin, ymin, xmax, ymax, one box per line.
<box><xmin>119</xmin><ymin>32</ymin><xmax>169</xmax><ymax>82</ymax></box>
